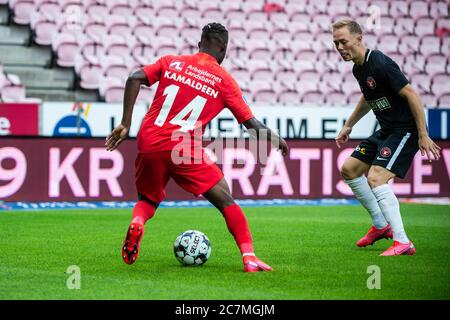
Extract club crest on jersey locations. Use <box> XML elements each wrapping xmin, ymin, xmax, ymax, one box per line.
<box><xmin>366</xmin><ymin>76</ymin><xmax>376</xmax><ymax>89</ymax></box>
<box><xmin>169</xmin><ymin>61</ymin><xmax>185</xmax><ymax>72</ymax></box>
<box><xmin>355</xmin><ymin>146</ymin><xmax>366</xmax><ymax>155</ymax></box>
<box><xmin>380</xmin><ymin>147</ymin><xmax>391</xmax><ymax>158</ymax></box>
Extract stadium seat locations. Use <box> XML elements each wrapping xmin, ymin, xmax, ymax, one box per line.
<box><xmin>10</xmin><ymin>0</ymin><xmax>36</xmax><ymax>25</ymax></box>
<box><xmin>30</xmin><ymin>11</ymin><xmax>59</xmax><ymax>46</ymax></box>
<box><xmin>324</xmin><ymin>91</ymin><xmax>347</xmax><ymax>106</ymax></box>
<box><xmin>250</xmin><ymin>80</ymin><xmax>278</xmax><ymax>104</ymax></box>
<box><xmin>394</xmin><ymin>17</ymin><xmax>415</xmax><ymax>37</ymax></box>
<box><xmin>52</xmin><ymin>32</ymin><xmax>80</xmax><ymax>67</ymax></box>
<box><xmin>421</xmin><ymin>35</ymin><xmax>442</xmax><ymax>56</ymax></box>
<box><xmin>410</xmin><ymin>73</ymin><xmax>432</xmax><ymax>94</ymax></box>
<box><xmin>248</xmin><ymin>39</ymin><xmax>272</xmax><ymax>60</ymax></box>
<box><xmin>409</xmin><ymin>1</ymin><xmax>430</xmax><ymax>20</ymax></box>
<box><xmin>348</xmin><ymin>0</ymin><xmax>368</xmax><ymax>17</ymax></box>
<box><xmin>415</xmin><ymin>17</ymin><xmax>436</xmax><ymax>37</ymax></box>
<box><xmin>99</xmin><ymin>76</ymin><xmax>125</xmax><ymax>103</ymax></box>
<box><xmin>431</xmin><ymin>2</ymin><xmax>449</xmax><ymax>18</ymax></box>
<box><xmin>248</xmin><ymin>59</ymin><xmax>275</xmax><ymax>80</ymax></box>
<box><xmin>431</xmin><ymin>73</ymin><xmax>450</xmax><ymax>97</ymax></box>
<box><xmin>246</xmin><ymin>20</ymin><xmax>271</xmax><ymax>41</ymax></box>
<box><xmin>389</xmin><ymin>0</ymin><xmax>409</xmax><ymax>18</ymax></box>
<box><xmin>438</xmin><ymin>93</ymin><xmax>450</xmax><ymax>107</ymax></box>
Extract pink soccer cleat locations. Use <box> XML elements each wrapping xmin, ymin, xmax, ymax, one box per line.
<box><xmin>122</xmin><ymin>223</ymin><xmax>145</xmax><ymax>265</ymax></box>
<box><xmin>356</xmin><ymin>224</ymin><xmax>393</xmax><ymax>247</ymax></box>
<box><xmin>243</xmin><ymin>255</ymin><xmax>273</xmax><ymax>273</ymax></box>
<box><xmin>380</xmin><ymin>241</ymin><xmax>416</xmax><ymax>256</ymax></box>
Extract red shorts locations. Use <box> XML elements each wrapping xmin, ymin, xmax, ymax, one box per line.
<box><xmin>135</xmin><ymin>150</ymin><xmax>224</xmax><ymax>204</ymax></box>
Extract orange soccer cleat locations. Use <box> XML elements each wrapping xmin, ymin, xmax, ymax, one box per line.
<box><xmin>122</xmin><ymin>223</ymin><xmax>145</xmax><ymax>265</ymax></box>
<box><xmin>356</xmin><ymin>224</ymin><xmax>393</xmax><ymax>247</ymax></box>
<box><xmin>380</xmin><ymin>241</ymin><xmax>416</xmax><ymax>256</ymax></box>
<box><xmin>243</xmin><ymin>255</ymin><xmax>273</xmax><ymax>273</ymax></box>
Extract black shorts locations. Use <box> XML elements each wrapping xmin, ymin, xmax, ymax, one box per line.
<box><xmin>351</xmin><ymin>130</ymin><xmax>419</xmax><ymax>179</ymax></box>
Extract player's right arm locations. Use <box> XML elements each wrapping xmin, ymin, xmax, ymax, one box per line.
<box><xmin>335</xmin><ymin>95</ymin><xmax>371</xmax><ymax>148</ymax></box>
<box><xmin>105</xmin><ymin>69</ymin><xmax>149</xmax><ymax>151</ymax></box>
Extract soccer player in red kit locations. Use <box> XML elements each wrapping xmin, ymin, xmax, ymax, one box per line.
<box><xmin>105</xmin><ymin>23</ymin><xmax>289</xmax><ymax>272</ymax></box>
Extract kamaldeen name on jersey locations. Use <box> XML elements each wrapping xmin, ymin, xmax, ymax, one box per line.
<box><xmin>164</xmin><ymin>70</ymin><xmax>219</xmax><ymax>98</ymax></box>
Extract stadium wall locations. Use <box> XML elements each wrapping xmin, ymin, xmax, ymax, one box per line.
<box><xmin>1</xmin><ymin>102</ymin><xmax>449</xmax><ymax>139</ymax></box>
<box><xmin>1</xmin><ymin>137</ymin><xmax>449</xmax><ymax>202</ymax></box>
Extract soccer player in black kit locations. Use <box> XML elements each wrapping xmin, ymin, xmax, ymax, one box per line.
<box><xmin>332</xmin><ymin>20</ymin><xmax>441</xmax><ymax>256</ymax></box>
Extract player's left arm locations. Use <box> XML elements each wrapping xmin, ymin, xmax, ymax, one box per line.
<box><xmin>399</xmin><ymin>84</ymin><xmax>441</xmax><ymax>161</ymax></box>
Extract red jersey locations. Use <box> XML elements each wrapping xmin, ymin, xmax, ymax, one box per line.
<box><xmin>138</xmin><ymin>52</ymin><xmax>254</xmax><ymax>153</ymax></box>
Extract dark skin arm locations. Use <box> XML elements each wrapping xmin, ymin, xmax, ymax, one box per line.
<box><xmin>105</xmin><ymin>69</ymin><xmax>149</xmax><ymax>151</ymax></box>
<box><xmin>242</xmin><ymin>118</ymin><xmax>289</xmax><ymax>156</ymax></box>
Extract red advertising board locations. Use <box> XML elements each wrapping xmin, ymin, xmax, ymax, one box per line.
<box><xmin>0</xmin><ymin>103</ymin><xmax>39</xmax><ymax>136</ymax></box>
<box><xmin>1</xmin><ymin>137</ymin><xmax>449</xmax><ymax>201</ymax></box>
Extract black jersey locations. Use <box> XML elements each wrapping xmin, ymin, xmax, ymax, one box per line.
<box><xmin>352</xmin><ymin>49</ymin><xmax>416</xmax><ymax>133</ymax></box>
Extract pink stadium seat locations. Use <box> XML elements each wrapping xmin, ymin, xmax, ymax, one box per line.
<box><xmin>302</xmin><ymin>91</ymin><xmax>324</xmax><ymax>105</ymax></box>
<box><xmin>379</xmin><ymin>15</ymin><xmax>395</xmax><ymax>35</ymax></box>
<box><xmin>369</xmin><ymin>0</ymin><xmax>389</xmax><ymax>16</ymax></box>
<box><xmin>220</xmin><ymin>2</ymin><xmax>244</xmax><ymax>21</ymax></box>
<box><xmin>398</xmin><ymin>35</ymin><xmax>420</xmax><ymax>55</ymax></box>
<box><xmin>438</xmin><ymin>94</ymin><xmax>450</xmax><ymax>107</ymax></box>
<box><xmin>106</xmin><ymin>15</ymin><xmax>133</xmax><ymax>39</ymax></box>
<box><xmin>415</xmin><ymin>17</ymin><xmax>436</xmax><ymax>37</ymax></box>
<box><xmin>248</xmin><ymin>60</ymin><xmax>274</xmax><ymax>80</ymax></box>
<box><xmin>246</xmin><ymin>21</ymin><xmax>270</xmax><ymax>41</ymax></box>
<box><xmin>104</xmin><ymin>34</ymin><xmax>130</xmax><ymax>57</ymax></box>
<box><xmin>227</xmin><ymin>39</ymin><xmax>249</xmax><ymax>60</ymax></box>
<box><xmin>153</xmin><ymin>17</ymin><xmax>179</xmax><ymax>38</ymax></box>
<box><xmin>247</xmin><ymin>39</ymin><xmax>272</xmax><ymax>60</ymax></box>
<box><xmin>52</xmin><ymin>32</ymin><xmax>79</xmax><ymax>67</ymax></box>
<box><xmin>244</xmin><ymin>2</ymin><xmax>269</xmax><ymax>22</ymax></box>
<box><xmin>250</xmin><ymin>80</ymin><xmax>277</xmax><ymax>105</ymax></box>
<box><xmin>99</xmin><ymin>77</ymin><xmax>125</xmax><ymax>103</ymax></box>
<box><xmin>132</xmin><ymin>21</ymin><xmax>154</xmax><ymax>40</ymax></box>
<box><xmin>425</xmin><ymin>54</ymin><xmax>447</xmax><ymax>78</ymax></box>
<box><xmin>79</xmin><ymin>55</ymin><xmax>102</xmax><ymax>90</ymax></box>
<box><xmin>84</xmin><ymin>15</ymin><xmax>107</xmax><ymax>41</ymax></box>
<box><xmin>295</xmin><ymin>49</ymin><xmax>317</xmax><ymax>62</ymax></box>
<box><xmin>36</xmin><ymin>0</ymin><xmax>60</xmax><ymax>17</ymax></box>
<box><xmin>306</xmin><ymin>0</ymin><xmax>328</xmax><ymax>15</ymax></box>
<box><xmin>409</xmin><ymin>1</ymin><xmax>430</xmax><ymax>20</ymax></box>
<box><xmin>394</xmin><ymin>17</ymin><xmax>415</xmax><ymax>36</ymax></box>
<box><xmin>431</xmin><ymin>2</ymin><xmax>449</xmax><ymax>19</ymax></box>
<box><xmin>85</xmin><ymin>0</ymin><xmax>108</xmax><ymax>19</ymax></box>
<box><xmin>348</xmin><ymin>0</ymin><xmax>368</xmax><ymax>17</ymax></box>
<box><xmin>420</xmin><ymin>93</ymin><xmax>438</xmax><ymax>107</ymax></box>
<box><xmin>327</xmin><ymin>1</ymin><xmax>348</xmax><ymax>18</ymax></box>
<box><xmin>274</xmin><ymin>63</ymin><xmax>297</xmax><ymax>83</ymax></box>
<box><xmin>311</xmin><ymin>14</ymin><xmax>332</xmax><ymax>33</ymax></box>
<box><xmin>201</xmin><ymin>3</ymin><xmax>223</xmax><ymax>21</ymax></box>
<box><xmin>271</xmin><ymin>21</ymin><xmax>291</xmax><ymax>41</ymax></box>
<box><xmin>431</xmin><ymin>74</ymin><xmax>450</xmax><ymax>97</ymax></box>
<box><xmin>410</xmin><ymin>73</ymin><xmax>432</xmax><ymax>94</ymax></box>
<box><xmin>363</xmin><ymin>33</ymin><xmax>378</xmax><ymax>48</ymax></box>
<box><xmin>347</xmin><ymin>91</ymin><xmax>362</xmax><ymax>105</ymax></box>
<box><xmin>10</xmin><ymin>0</ymin><xmax>35</xmax><ymax>25</ymax></box>
<box><xmin>31</xmin><ymin>11</ymin><xmax>59</xmax><ymax>46</ymax></box>
<box><xmin>324</xmin><ymin>91</ymin><xmax>347</xmax><ymax>105</ymax></box>
<box><xmin>420</xmin><ymin>35</ymin><xmax>441</xmax><ymax>55</ymax></box>
<box><xmin>277</xmin><ymin>89</ymin><xmax>301</xmax><ymax>105</ymax></box>
<box><xmin>298</xmin><ymin>70</ymin><xmax>320</xmax><ymax>83</ymax></box>
<box><xmin>389</xmin><ymin>0</ymin><xmax>409</xmax><ymax>18</ymax></box>
<box><xmin>107</xmin><ymin>0</ymin><xmax>133</xmax><ymax>16</ymax></box>
<box><xmin>131</xmin><ymin>38</ymin><xmax>154</xmax><ymax>67</ymax></box>
<box><xmin>136</xmin><ymin>86</ymin><xmax>155</xmax><ymax>104</ymax></box>
<box><xmin>153</xmin><ymin>36</ymin><xmax>178</xmax><ymax>57</ymax></box>
<box><xmin>377</xmin><ymin>34</ymin><xmax>400</xmax><ymax>54</ymax></box>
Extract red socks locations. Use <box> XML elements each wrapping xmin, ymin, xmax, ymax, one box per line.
<box><xmin>131</xmin><ymin>200</ymin><xmax>156</xmax><ymax>225</ymax></box>
<box><xmin>222</xmin><ymin>204</ymin><xmax>254</xmax><ymax>255</ymax></box>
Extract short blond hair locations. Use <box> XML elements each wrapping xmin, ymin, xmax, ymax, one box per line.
<box><xmin>332</xmin><ymin>20</ymin><xmax>363</xmax><ymax>34</ymax></box>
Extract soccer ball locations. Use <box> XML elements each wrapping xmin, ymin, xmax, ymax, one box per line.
<box><xmin>173</xmin><ymin>230</ymin><xmax>211</xmax><ymax>266</ymax></box>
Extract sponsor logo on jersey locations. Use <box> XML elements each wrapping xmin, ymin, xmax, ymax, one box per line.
<box><xmin>366</xmin><ymin>76</ymin><xmax>376</xmax><ymax>89</ymax></box>
<box><xmin>380</xmin><ymin>147</ymin><xmax>391</xmax><ymax>158</ymax></box>
<box><xmin>169</xmin><ymin>61</ymin><xmax>185</xmax><ymax>72</ymax></box>
<box><xmin>366</xmin><ymin>97</ymin><xmax>391</xmax><ymax>112</ymax></box>
<box><xmin>355</xmin><ymin>146</ymin><xmax>366</xmax><ymax>155</ymax></box>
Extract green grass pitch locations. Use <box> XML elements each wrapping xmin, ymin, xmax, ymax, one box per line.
<box><xmin>0</xmin><ymin>204</ymin><xmax>449</xmax><ymax>300</ymax></box>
